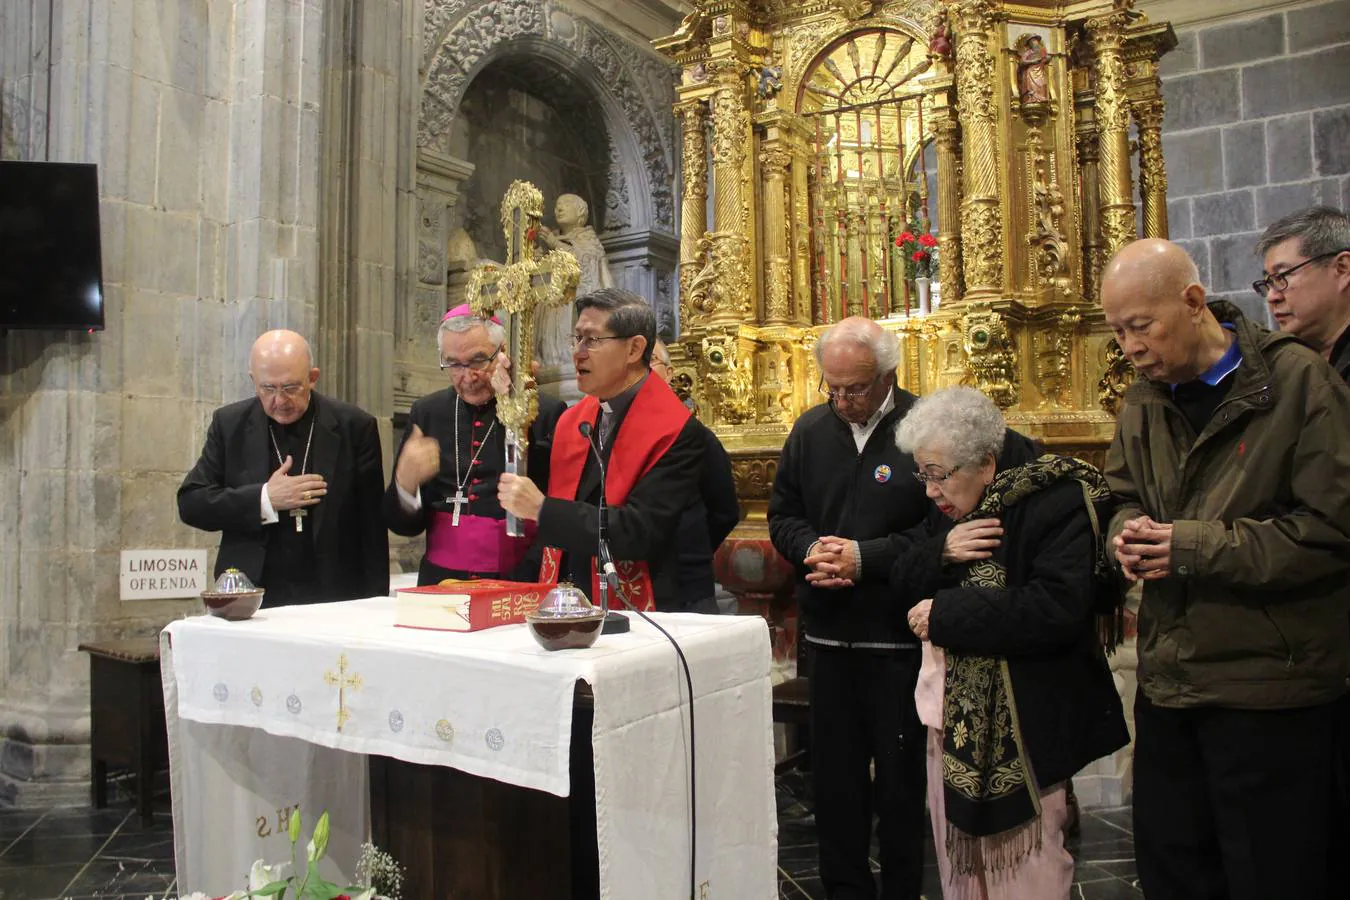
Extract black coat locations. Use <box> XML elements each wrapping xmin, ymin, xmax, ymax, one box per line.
<box><xmin>890</xmin><ymin>433</ymin><xmax>1129</xmax><ymax>788</ymax></box>
<box><xmin>672</xmin><ymin>420</ymin><xmax>740</xmax><ymax>609</ymax></box>
<box><xmin>382</xmin><ymin>389</ymin><xmax>566</xmax><ymax>583</ymax></box>
<box><xmin>177</xmin><ymin>393</ymin><xmax>389</xmax><ymax>602</ymax></box>
<box><xmin>768</xmin><ymin>388</ymin><xmax>930</xmax><ymax>645</ymax></box>
<box><xmin>537</xmin><ymin>414</ymin><xmax>704</xmax><ymax>611</ymax></box>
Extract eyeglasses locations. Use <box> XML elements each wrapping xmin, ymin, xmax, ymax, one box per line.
<box><xmin>256</xmin><ymin>382</ymin><xmax>306</xmax><ymax>399</ymax></box>
<box><xmin>818</xmin><ymin>376</ymin><xmax>878</xmax><ymax>401</ymax></box>
<box><xmin>1252</xmin><ymin>250</ymin><xmax>1348</xmax><ymax>298</ymax></box>
<box><xmin>913</xmin><ymin>466</ymin><xmax>962</xmax><ymax>485</ymax></box>
<box><xmin>440</xmin><ymin>345</ymin><xmax>502</xmax><ymax>372</ymax></box>
<box><xmin>570</xmin><ymin>334</ymin><xmax>626</xmax><ymax>352</ymax></box>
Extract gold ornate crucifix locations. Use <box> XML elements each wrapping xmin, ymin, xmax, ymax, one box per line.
<box><xmin>323</xmin><ymin>652</ymin><xmax>363</xmax><ymax>732</ymax></box>
<box><xmin>464</xmin><ymin>180</ymin><xmax>581</xmax><ymax>537</ymax></box>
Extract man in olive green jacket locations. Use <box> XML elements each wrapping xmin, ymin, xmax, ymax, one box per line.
<box><xmin>1101</xmin><ymin>239</ymin><xmax>1350</xmax><ymax>900</ymax></box>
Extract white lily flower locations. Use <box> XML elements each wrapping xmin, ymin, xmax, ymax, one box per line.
<box><xmin>248</xmin><ymin>857</ymin><xmax>292</xmax><ymax>890</ymax></box>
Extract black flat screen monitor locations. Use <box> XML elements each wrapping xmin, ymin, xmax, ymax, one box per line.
<box><xmin>0</xmin><ymin>160</ymin><xmax>105</xmax><ymax>330</ymax></box>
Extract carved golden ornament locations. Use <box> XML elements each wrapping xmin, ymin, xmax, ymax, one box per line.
<box><xmin>707</xmin><ymin>231</ymin><xmax>754</xmax><ymax>321</ymax></box>
<box><xmin>756</xmin><ymin>342</ymin><xmax>794</xmax><ymax>424</ymax></box>
<box><xmin>682</xmin><ymin>238</ymin><xmax>718</xmax><ymax>327</ymax></box>
<box><xmin>701</xmin><ymin>334</ymin><xmax>756</xmax><ymax>425</ymax></box>
<box><xmin>1028</xmin><ymin>129</ymin><xmax>1071</xmax><ymax>294</ymax></box>
<box><xmin>961</xmin><ymin>202</ymin><xmax>1003</xmax><ymax>290</ymax></box>
<box><xmin>1098</xmin><ymin>338</ymin><xmax>1135</xmax><ymax>416</ymax></box>
<box><xmin>832</xmin><ymin>0</ymin><xmax>877</xmax><ymax>20</ymax></box>
<box><xmin>681</xmin><ymin>107</ymin><xmax>708</xmax><ymax>197</ymax></box>
<box><xmin>961</xmin><ymin>304</ymin><xmax>1020</xmax><ymax>410</ymax></box>
<box><xmin>760</xmin><ymin>147</ymin><xmax>792</xmax><ymax>176</ymax></box>
<box><xmin>953</xmin><ymin>23</ymin><xmax>996</xmax><ymax>123</ymax></box>
<box><xmin>731</xmin><ymin>456</ymin><xmax>779</xmax><ymax>502</ymax></box>
<box><xmin>766</xmin><ymin>257</ymin><xmax>792</xmax><ymax>321</ymax></box>
<box><xmin>1101</xmin><ymin>206</ymin><xmax>1137</xmax><ymax>261</ymax></box>
<box><xmin>1035</xmin><ymin>311</ymin><xmax>1080</xmax><ymax>410</ymax></box>
<box><xmin>711</xmin><ymin>85</ymin><xmax>750</xmax><ymax>170</ymax></box>
<box><xmin>1134</xmin><ymin>99</ymin><xmax>1167</xmax><ymax>196</ymax></box>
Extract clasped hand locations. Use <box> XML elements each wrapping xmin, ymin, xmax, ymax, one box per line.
<box><xmin>1113</xmin><ymin>515</ymin><xmax>1173</xmax><ymax>582</ymax></box>
<box><xmin>804</xmin><ymin>536</ymin><xmax>857</xmax><ymax>589</ymax></box>
<box><xmin>266</xmin><ymin>455</ymin><xmax>327</xmax><ymax>511</ymax></box>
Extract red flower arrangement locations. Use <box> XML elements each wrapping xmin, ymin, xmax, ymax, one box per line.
<box><xmin>894</xmin><ymin>227</ymin><xmax>939</xmax><ymax>280</ymax></box>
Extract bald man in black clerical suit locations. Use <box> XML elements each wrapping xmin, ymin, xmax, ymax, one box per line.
<box><xmin>178</xmin><ymin>329</ymin><xmax>389</xmax><ymax>606</ymax></box>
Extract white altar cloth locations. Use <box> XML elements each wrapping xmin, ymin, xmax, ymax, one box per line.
<box><xmin>162</xmin><ymin>598</ymin><xmax>777</xmax><ymax>899</ymax></box>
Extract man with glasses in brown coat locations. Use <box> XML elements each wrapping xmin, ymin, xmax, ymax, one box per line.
<box><xmin>1256</xmin><ymin>205</ymin><xmax>1350</xmax><ymax>888</ymax></box>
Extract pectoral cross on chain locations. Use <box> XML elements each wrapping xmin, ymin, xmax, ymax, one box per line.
<box><xmin>464</xmin><ymin>180</ymin><xmax>580</xmax><ymax>538</ymax></box>
<box><xmin>290</xmin><ymin>508</ymin><xmax>307</xmax><ymax>533</ymax></box>
<box><xmin>449</xmin><ymin>489</ymin><xmax>469</xmax><ymax>527</ymax></box>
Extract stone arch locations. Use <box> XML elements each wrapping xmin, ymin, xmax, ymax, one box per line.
<box><xmin>418</xmin><ymin>0</ymin><xmax>676</xmax><ymax>233</ymax></box>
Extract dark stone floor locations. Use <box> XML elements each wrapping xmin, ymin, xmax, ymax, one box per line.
<box><xmin>0</xmin><ymin>772</ymin><xmax>1141</xmax><ymax>899</ymax></box>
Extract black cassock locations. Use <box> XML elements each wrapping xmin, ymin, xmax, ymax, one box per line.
<box><xmin>383</xmin><ymin>388</ymin><xmax>566</xmax><ymax>585</ymax></box>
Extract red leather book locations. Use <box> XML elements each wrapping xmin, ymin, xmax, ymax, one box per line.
<box><xmin>394</xmin><ymin>580</ymin><xmax>552</xmax><ymax>632</ymax></box>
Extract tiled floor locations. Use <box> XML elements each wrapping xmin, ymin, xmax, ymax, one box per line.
<box><xmin>0</xmin><ymin>774</ymin><xmax>1140</xmax><ymax>899</ymax></box>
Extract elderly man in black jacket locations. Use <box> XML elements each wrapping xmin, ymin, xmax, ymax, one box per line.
<box><xmin>178</xmin><ymin>330</ymin><xmax>389</xmax><ymax>605</ymax></box>
<box><xmin>768</xmin><ymin>316</ymin><xmax>929</xmax><ymax>900</ymax></box>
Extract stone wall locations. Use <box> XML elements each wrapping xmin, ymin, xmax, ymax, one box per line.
<box><xmin>1160</xmin><ymin>0</ymin><xmax>1350</xmax><ymax>319</ymax></box>
<box><xmin>0</xmin><ymin>0</ymin><xmax>409</xmax><ymax>806</ymax></box>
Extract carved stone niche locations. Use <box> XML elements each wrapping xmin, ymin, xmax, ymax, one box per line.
<box><xmin>399</xmin><ymin>147</ymin><xmax>476</xmax><ymax>415</ymax></box>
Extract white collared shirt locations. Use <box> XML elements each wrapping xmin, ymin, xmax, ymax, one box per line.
<box><xmin>849</xmin><ymin>390</ymin><xmax>896</xmax><ymax>453</ymax></box>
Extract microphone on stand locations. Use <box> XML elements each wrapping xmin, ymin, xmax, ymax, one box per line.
<box><xmin>578</xmin><ymin>421</ymin><xmax>628</xmax><ymax>635</ymax></box>
<box><xmin>577</xmin><ymin>416</ymin><xmax>699</xmax><ymax>899</ymax></box>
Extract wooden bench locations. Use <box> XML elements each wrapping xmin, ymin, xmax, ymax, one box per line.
<box><xmin>78</xmin><ymin>638</ymin><xmax>168</xmax><ymax>826</ymax></box>
<box><xmin>771</xmin><ymin>675</ymin><xmax>810</xmax><ymax>775</ymax></box>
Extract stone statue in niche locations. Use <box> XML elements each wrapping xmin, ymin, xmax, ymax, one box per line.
<box><xmin>536</xmin><ymin>194</ymin><xmax>614</xmax><ymax>367</ymax></box>
<box><xmin>1017</xmin><ymin>35</ymin><xmax>1051</xmax><ymax>105</ymax></box>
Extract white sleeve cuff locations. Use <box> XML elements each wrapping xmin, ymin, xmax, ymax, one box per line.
<box><xmin>396</xmin><ymin>480</ymin><xmax>422</xmax><ymax>513</ymax></box>
<box><xmin>260</xmin><ymin>485</ymin><xmax>279</xmax><ymax>524</ymax></box>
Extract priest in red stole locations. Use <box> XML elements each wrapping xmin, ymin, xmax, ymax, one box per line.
<box><xmin>498</xmin><ymin>289</ymin><xmax>705</xmax><ymax>611</ymax></box>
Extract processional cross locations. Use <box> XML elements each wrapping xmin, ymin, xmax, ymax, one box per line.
<box><xmin>465</xmin><ymin>181</ymin><xmax>581</xmax><ymax>537</ymax></box>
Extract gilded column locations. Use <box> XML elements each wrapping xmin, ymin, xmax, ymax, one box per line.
<box><xmin>1075</xmin><ymin>102</ymin><xmax>1103</xmax><ymax>303</ymax></box>
<box><xmin>760</xmin><ymin>146</ymin><xmax>793</xmax><ymax>324</ymax></box>
<box><xmin>678</xmin><ymin>99</ymin><xmax>709</xmax><ymax>328</ymax></box>
<box><xmin>950</xmin><ymin>0</ymin><xmax>1003</xmax><ymax>299</ymax></box>
<box><xmin>1088</xmin><ymin>11</ymin><xmax>1137</xmax><ymax>261</ymax></box>
<box><xmin>1133</xmin><ymin>97</ymin><xmax>1169</xmax><ymax>239</ymax></box>
<box><xmin>707</xmin><ymin>62</ymin><xmax>753</xmax><ymax>324</ymax></box>
<box><xmin>931</xmin><ymin>108</ymin><xmax>963</xmax><ymax>306</ymax></box>
<box><xmin>789</xmin><ymin>130</ymin><xmax>813</xmax><ymax>324</ymax></box>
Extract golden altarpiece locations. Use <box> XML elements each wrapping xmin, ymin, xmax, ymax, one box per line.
<box><xmin>654</xmin><ymin>0</ymin><xmax>1174</xmax><ymax>663</ymax></box>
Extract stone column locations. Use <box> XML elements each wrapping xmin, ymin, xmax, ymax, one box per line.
<box><xmin>760</xmin><ymin>146</ymin><xmax>793</xmax><ymax>325</ymax></box>
<box><xmin>677</xmin><ymin>99</ymin><xmax>708</xmax><ymax>330</ymax></box>
<box><xmin>707</xmin><ymin>62</ymin><xmax>753</xmax><ymax>325</ymax></box>
<box><xmin>1132</xmin><ymin>97</ymin><xmax>1169</xmax><ymax>239</ymax></box>
<box><xmin>931</xmin><ymin>104</ymin><xmax>963</xmax><ymax>307</ymax></box>
<box><xmin>950</xmin><ymin>0</ymin><xmax>1003</xmax><ymax>299</ymax></box>
<box><xmin>1088</xmin><ymin>11</ymin><xmax>1138</xmax><ymax>261</ymax></box>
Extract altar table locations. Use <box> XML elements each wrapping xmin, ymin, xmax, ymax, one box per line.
<box><xmin>161</xmin><ymin>598</ymin><xmax>777</xmax><ymax>899</ymax></box>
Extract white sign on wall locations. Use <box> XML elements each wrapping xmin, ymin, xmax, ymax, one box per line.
<box><xmin>120</xmin><ymin>549</ymin><xmax>210</xmax><ymax>600</ymax></box>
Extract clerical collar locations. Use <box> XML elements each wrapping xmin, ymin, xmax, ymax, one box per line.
<box><xmin>1170</xmin><ymin>324</ymin><xmax>1241</xmax><ymax>392</ymax></box>
<box><xmin>453</xmin><ymin>389</ymin><xmax>496</xmax><ymax>415</ymax></box>
<box><xmin>599</xmin><ymin>372</ymin><xmax>648</xmax><ymax>420</ymax></box>
<box><xmin>274</xmin><ymin>394</ymin><xmax>317</xmax><ymax>437</ymax></box>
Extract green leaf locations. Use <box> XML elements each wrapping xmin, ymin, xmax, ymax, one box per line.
<box><xmin>312</xmin><ymin>811</ymin><xmax>331</xmax><ymax>861</ymax></box>
<box><xmin>251</xmin><ymin>879</ymin><xmax>291</xmax><ymax>897</ymax></box>
<box><xmin>288</xmin><ymin>807</ymin><xmax>302</xmax><ymax>844</ymax></box>
<box><xmin>301</xmin><ymin>860</ymin><xmax>340</xmax><ymax>899</ymax></box>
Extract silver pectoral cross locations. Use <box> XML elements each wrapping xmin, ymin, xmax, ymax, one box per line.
<box><xmin>450</xmin><ymin>489</ymin><xmax>469</xmax><ymax>527</ymax></box>
<box><xmin>290</xmin><ymin>508</ymin><xmax>307</xmax><ymax>533</ymax></box>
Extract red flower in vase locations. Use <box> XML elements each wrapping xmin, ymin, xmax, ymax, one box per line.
<box><xmin>918</xmin><ymin>233</ymin><xmax>938</xmax><ymax>248</ymax></box>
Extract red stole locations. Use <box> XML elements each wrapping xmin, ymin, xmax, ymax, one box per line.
<box><xmin>539</xmin><ymin>375</ymin><xmax>691</xmax><ymax>611</ymax></box>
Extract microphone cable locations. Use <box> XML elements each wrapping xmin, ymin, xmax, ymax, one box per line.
<box><xmin>579</xmin><ymin>420</ymin><xmax>698</xmax><ymax>899</ymax></box>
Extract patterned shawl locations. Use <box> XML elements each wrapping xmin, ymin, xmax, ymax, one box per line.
<box><xmin>941</xmin><ymin>454</ymin><xmax>1111</xmax><ymax>875</ymax></box>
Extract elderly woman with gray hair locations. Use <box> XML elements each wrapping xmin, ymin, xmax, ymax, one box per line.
<box><xmin>890</xmin><ymin>387</ymin><xmax>1127</xmax><ymax>899</ymax></box>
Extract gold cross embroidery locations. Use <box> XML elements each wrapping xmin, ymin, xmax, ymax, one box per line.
<box><xmin>323</xmin><ymin>652</ymin><xmax>363</xmax><ymax>732</ymax></box>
